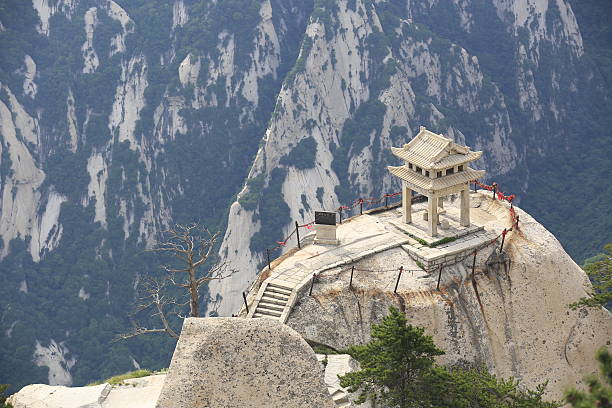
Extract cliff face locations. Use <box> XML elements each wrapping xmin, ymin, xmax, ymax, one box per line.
<box><xmin>214</xmin><ymin>0</ymin><xmax>608</xmax><ymax>315</ymax></box>
<box><xmin>0</xmin><ymin>0</ymin><xmax>609</xmax><ymax>389</ymax></box>
<box><xmin>282</xmin><ymin>194</ymin><xmax>612</xmax><ymax>399</ymax></box>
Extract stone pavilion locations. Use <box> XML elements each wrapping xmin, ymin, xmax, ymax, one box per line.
<box><xmin>387</xmin><ymin>127</ymin><xmax>485</xmax><ymax>237</ymax></box>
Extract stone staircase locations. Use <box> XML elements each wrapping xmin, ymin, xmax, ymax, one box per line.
<box><xmin>252</xmin><ymin>283</ymin><xmax>292</xmax><ymax>318</ymax></box>
<box><xmin>328</xmin><ymin>388</ymin><xmax>350</xmax><ymax>407</ymax></box>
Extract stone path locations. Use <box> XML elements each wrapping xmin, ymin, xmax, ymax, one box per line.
<box><xmin>247</xmin><ymin>214</ymin><xmax>411</xmax><ymax>320</ymax></box>
<box><xmin>248</xmin><ymin>193</ymin><xmax>503</xmax><ymax>321</ymax></box>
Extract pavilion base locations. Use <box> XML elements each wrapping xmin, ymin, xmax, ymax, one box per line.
<box><xmin>389</xmin><ymin>207</ymin><xmax>483</xmax><ymax>245</ymax></box>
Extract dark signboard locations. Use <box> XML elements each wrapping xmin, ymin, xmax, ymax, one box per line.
<box><xmin>315</xmin><ymin>211</ymin><xmax>336</xmax><ymax>225</ymax></box>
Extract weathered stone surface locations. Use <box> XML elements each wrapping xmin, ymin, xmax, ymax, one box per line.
<box><xmin>101</xmin><ymin>374</ymin><xmax>165</xmax><ymax>407</ymax></box>
<box><xmin>7</xmin><ymin>383</ymin><xmax>110</xmax><ymax>408</ymax></box>
<box><xmin>316</xmin><ymin>354</ymin><xmax>372</xmax><ymax>408</ymax></box>
<box><xmin>7</xmin><ymin>375</ymin><xmax>165</xmax><ymax>408</ymax></box>
<box><xmin>286</xmin><ymin>193</ymin><xmax>612</xmax><ymax>400</ymax></box>
<box><xmin>155</xmin><ymin>317</ymin><xmax>335</xmax><ymax>408</ymax></box>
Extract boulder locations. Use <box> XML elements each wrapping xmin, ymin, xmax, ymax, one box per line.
<box><xmin>7</xmin><ymin>383</ymin><xmax>110</xmax><ymax>408</ymax></box>
<box><xmin>7</xmin><ymin>375</ymin><xmax>165</xmax><ymax>408</ymax></box>
<box><xmin>155</xmin><ymin>317</ymin><xmax>335</xmax><ymax>408</ymax></box>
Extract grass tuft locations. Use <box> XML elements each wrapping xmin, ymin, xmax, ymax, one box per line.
<box><xmin>87</xmin><ymin>369</ymin><xmax>152</xmax><ymax>386</ymax></box>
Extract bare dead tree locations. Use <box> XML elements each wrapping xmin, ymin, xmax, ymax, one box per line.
<box><xmin>116</xmin><ymin>224</ymin><xmax>233</xmax><ymax>341</ymax></box>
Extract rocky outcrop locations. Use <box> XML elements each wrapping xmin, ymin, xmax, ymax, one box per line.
<box><xmin>8</xmin><ymin>375</ymin><xmax>165</xmax><ymax>408</ymax></box>
<box><xmin>215</xmin><ymin>0</ymin><xmax>593</xmax><ymax>315</ymax></box>
<box><xmin>283</xmin><ymin>194</ymin><xmax>612</xmax><ymax>399</ymax></box>
<box><xmin>155</xmin><ymin>317</ymin><xmax>335</xmax><ymax>408</ymax></box>
<box><xmin>8</xmin><ymin>383</ymin><xmax>110</xmax><ymax>408</ymax></box>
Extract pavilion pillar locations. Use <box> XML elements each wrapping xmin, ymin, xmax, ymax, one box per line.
<box><xmin>438</xmin><ymin>196</ymin><xmax>444</xmax><ymax>208</ymax></box>
<box><xmin>402</xmin><ymin>182</ymin><xmax>412</xmax><ymax>224</ymax></box>
<box><xmin>428</xmin><ymin>195</ymin><xmax>438</xmax><ymax>237</ymax></box>
<box><xmin>460</xmin><ymin>187</ymin><xmax>470</xmax><ymax>227</ymax></box>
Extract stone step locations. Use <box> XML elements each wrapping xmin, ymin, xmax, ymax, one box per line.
<box><xmin>267</xmin><ymin>283</ymin><xmax>293</xmax><ymax>293</ymax></box>
<box><xmin>265</xmin><ymin>286</ymin><xmax>293</xmax><ymax>297</ymax></box>
<box><xmin>254</xmin><ymin>308</ymin><xmax>282</xmax><ymax>317</ymax></box>
<box><xmin>259</xmin><ymin>296</ymin><xmax>287</xmax><ymax>306</ymax></box>
<box><xmin>253</xmin><ymin>312</ymin><xmax>279</xmax><ymax>319</ymax></box>
<box><xmin>257</xmin><ymin>302</ymin><xmax>285</xmax><ymax>312</ymax></box>
<box><xmin>330</xmin><ymin>390</ymin><xmax>348</xmax><ymax>403</ymax></box>
<box><xmin>260</xmin><ymin>291</ymin><xmax>290</xmax><ymax>301</ymax></box>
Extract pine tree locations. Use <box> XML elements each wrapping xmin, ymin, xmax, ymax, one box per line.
<box><xmin>570</xmin><ymin>243</ymin><xmax>612</xmax><ymax>310</ymax></box>
<box><xmin>339</xmin><ymin>306</ymin><xmax>444</xmax><ymax>407</ymax></box>
<box><xmin>340</xmin><ymin>306</ymin><xmax>560</xmax><ymax>408</ymax></box>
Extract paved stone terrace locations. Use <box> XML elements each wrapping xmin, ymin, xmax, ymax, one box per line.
<box><xmin>244</xmin><ymin>192</ymin><xmax>505</xmax><ymax>321</ymax></box>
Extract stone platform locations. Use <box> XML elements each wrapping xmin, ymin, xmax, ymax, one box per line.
<box><xmin>379</xmin><ymin>198</ymin><xmax>496</xmax><ymax>271</ymax></box>
<box><xmin>243</xmin><ymin>192</ymin><xmax>504</xmax><ymax>322</ymax></box>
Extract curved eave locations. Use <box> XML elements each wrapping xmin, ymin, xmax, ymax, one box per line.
<box><xmin>387</xmin><ymin>166</ymin><xmax>486</xmax><ymax>193</ymax></box>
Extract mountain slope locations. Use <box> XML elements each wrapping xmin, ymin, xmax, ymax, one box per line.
<box><xmin>215</xmin><ymin>0</ymin><xmax>611</xmax><ymax>315</ymax></box>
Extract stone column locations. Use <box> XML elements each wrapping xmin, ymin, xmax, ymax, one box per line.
<box><xmin>402</xmin><ymin>182</ymin><xmax>412</xmax><ymax>224</ymax></box>
<box><xmin>460</xmin><ymin>187</ymin><xmax>470</xmax><ymax>226</ymax></box>
<box><xmin>428</xmin><ymin>196</ymin><xmax>438</xmax><ymax>237</ymax></box>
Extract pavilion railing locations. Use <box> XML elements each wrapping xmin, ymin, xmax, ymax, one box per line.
<box><xmin>259</xmin><ymin>180</ymin><xmax>519</xmax><ymax>274</ymax></box>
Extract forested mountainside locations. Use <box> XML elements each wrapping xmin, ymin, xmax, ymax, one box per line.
<box><xmin>0</xmin><ymin>0</ymin><xmax>609</xmax><ymax>391</ymax></box>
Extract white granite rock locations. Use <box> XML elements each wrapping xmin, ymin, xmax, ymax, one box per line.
<box><xmin>155</xmin><ymin>317</ymin><xmax>335</xmax><ymax>408</ymax></box>
<box><xmin>7</xmin><ymin>383</ymin><xmax>110</xmax><ymax>408</ymax></box>
<box><xmin>7</xmin><ymin>375</ymin><xmax>165</xmax><ymax>408</ymax></box>
<box><xmin>285</xmin><ymin>194</ymin><xmax>612</xmax><ymax>400</ymax></box>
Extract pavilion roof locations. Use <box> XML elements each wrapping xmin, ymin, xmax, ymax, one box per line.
<box><xmin>387</xmin><ymin>165</ymin><xmax>485</xmax><ymax>192</ymax></box>
<box><xmin>391</xmin><ymin>128</ymin><xmax>482</xmax><ymax>170</ymax></box>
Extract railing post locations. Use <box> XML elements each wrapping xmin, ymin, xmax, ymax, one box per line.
<box><xmin>385</xmin><ymin>195</ymin><xmax>389</xmax><ymax>208</ymax></box>
<box><xmin>436</xmin><ymin>266</ymin><xmax>443</xmax><ymax>291</ymax></box>
<box><xmin>471</xmin><ymin>251</ymin><xmax>477</xmax><ymax>279</ymax></box>
<box><xmin>295</xmin><ymin>221</ymin><xmax>301</xmax><ymax>249</ymax></box>
<box><xmin>309</xmin><ymin>273</ymin><xmax>317</xmax><ymax>296</ymax></box>
<box><xmin>242</xmin><ymin>292</ymin><xmax>249</xmax><ymax>315</ymax></box>
<box><xmin>267</xmin><ymin>248</ymin><xmax>271</xmax><ymax>270</ymax></box>
<box><xmin>338</xmin><ymin>208</ymin><xmax>343</xmax><ymax>224</ymax></box>
<box><xmin>499</xmin><ymin>229</ymin><xmax>507</xmax><ymax>253</ymax></box>
<box><xmin>394</xmin><ymin>266</ymin><xmax>403</xmax><ymax>293</ymax></box>
<box><xmin>360</xmin><ymin>199</ymin><xmax>363</xmax><ymax>215</ymax></box>
<box><xmin>349</xmin><ymin>265</ymin><xmax>354</xmax><ymax>289</ymax></box>
<box><xmin>473</xmin><ymin>181</ymin><xmax>478</xmax><ymax>193</ymax></box>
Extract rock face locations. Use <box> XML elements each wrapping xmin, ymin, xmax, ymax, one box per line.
<box><xmin>155</xmin><ymin>317</ymin><xmax>335</xmax><ymax>408</ymax></box>
<box><xmin>281</xmin><ymin>194</ymin><xmax>612</xmax><ymax>399</ymax></box>
<box><xmin>214</xmin><ymin>0</ymin><xmax>610</xmax><ymax>316</ymax></box>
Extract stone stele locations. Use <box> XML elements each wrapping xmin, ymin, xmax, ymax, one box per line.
<box><xmin>155</xmin><ymin>317</ymin><xmax>335</xmax><ymax>408</ymax></box>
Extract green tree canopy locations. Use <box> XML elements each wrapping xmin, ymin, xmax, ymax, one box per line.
<box><xmin>340</xmin><ymin>306</ymin><xmax>559</xmax><ymax>408</ymax></box>
<box><xmin>425</xmin><ymin>366</ymin><xmax>558</xmax><ymax>408</ymax></box>
<box><xmin>339</xmin><ymin>306</ymin><xmax>445</xmax><ymax>407</ymax></box>
<box><xmin>570</xmin><ymin>243</ymin><xmax>612</xmax><ymax>310</ymax></box>
<box><xmin>0</xmin><ymin>384</ymin><xmax>13</xmax><ymax>408</ymax></box>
